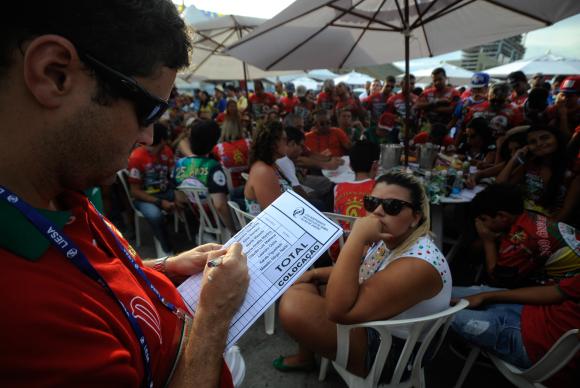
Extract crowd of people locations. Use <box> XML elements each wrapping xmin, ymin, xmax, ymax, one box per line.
<box><xmin>1</xmin><ymin>1</ymin><xmax>579</xmax><ymax>387</ymax></box>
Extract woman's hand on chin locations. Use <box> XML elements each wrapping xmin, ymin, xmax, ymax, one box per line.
<box><xmin>350</xmin><ymin>216</ymin><xmax>394</xmax><ymax>246</ymax></box>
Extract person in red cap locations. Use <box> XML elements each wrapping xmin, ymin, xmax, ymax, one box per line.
<box><xmin>364</xmin><ymin>111</ymin><xmax>400</xmax><ymax>145</ymax></box>
<box><xmin>546</xmin><ymin>75</ymin><xmax>580</xmax><ymax>137</ymax></box>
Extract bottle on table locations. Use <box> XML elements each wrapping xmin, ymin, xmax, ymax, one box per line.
<box><xmin>450</xmin><ymin>171</ymin><xmax>464</xmax><ymax>198</ymax></box>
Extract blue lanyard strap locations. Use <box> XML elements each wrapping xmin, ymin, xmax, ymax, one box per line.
<box><xmin>0</xmin><ymin>185</ymin><xmax>180</xmax><ymax>388</ymax></box>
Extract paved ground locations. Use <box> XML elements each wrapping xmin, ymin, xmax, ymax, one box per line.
<box><xmin>122</xmin><ymin>213</ymin><xmax>514</xmax><ymax>388</ymax></box>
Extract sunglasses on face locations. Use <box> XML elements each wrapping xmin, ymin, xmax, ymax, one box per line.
<box><xmin>363</xmin><ymin>196</ymin><xmax>415</xmax><ymax>215</ymax></box>
<box><xmin>79</xmin><ymin>52</ymin><xmax>169</xmax><ymax>127</ymax></box>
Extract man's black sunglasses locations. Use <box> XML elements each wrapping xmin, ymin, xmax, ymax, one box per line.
<box><xmin>363</xmin><ymin>196</ymin><xmax>415</xmax><ymax>216</ymax></box>
<box><xmin>79</xmin><ymin>52</ymin><xmax>168</xmax><ymax>127</ymax></box>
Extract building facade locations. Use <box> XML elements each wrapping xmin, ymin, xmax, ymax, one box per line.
<box><xmin>461</xmin><ymin>35</ymin><xmax>526</xmax><ymax>72</ymax></box>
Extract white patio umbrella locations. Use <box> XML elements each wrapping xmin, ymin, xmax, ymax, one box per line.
<box><xmin>307</xmin><ymin>69</ymin><xmax>340</xmax><ymax>81</ymax></box>
<box><xmin>485</xmin><ymin>53</ymin><xmax>580</xmax><ymax>77</ymax></box>
<box><xmin>334</xmin><ymin>70</ymin><xmax>374</xmax><ymax>86</ymax></box>
<box><xmin>227</xmin><ymin>0</ymin><xmax>580</xmax><ymax>163</ymax></box>
<box><xmin>183</xmin><ymin>15</ymin><xmax>304</xmax><ymax>82</ymax></box>
<box><xmin>292</xmin><ymin>76</ymin><xmax>323</xmax><ymax>90</ymax></box>
<box><xmin>400</xmin><ymin>63</ymin><xmax>473</xmax><ymax>86</ymax></box>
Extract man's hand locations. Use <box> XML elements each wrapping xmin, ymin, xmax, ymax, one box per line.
<box><xmin>475</xmin><ymin>218</ymin><xmax>496</xmax><ymax>242</ymax></box>
<box><xmin>322</xmin><ymin>157</ymin><xmax>343</xmax><ymax>170</ymax></box>
<box><xmin>166</xmin><ymin>243</ymin><xmax>225</xmax><ymax>278</ymax></box>
<box><xmin>161</xmin><ymin>199</ymin><xmax>176</xmax><ymax>212</ymax></box>
<box><xmin>198</xmin><ymin>243</ymin><xmax>250</xmax><ymax>320</ymax></box>
<box><xmin>452</xmin><ymin>293</ymin><xmax>487</xmax><ymax>309</ymax></box>
<box><xmin>349</xmin><ymin>216</ymin><xmax>394</xmax><ymax>246</ymax></box>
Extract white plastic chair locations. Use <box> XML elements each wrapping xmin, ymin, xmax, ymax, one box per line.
<box><xmin>319</xmin><ymin>300</ymin><xmax>470</xmax><ymax>388</ymax></box>
<box><xmin>227</xmin><ymin>201</ymin><xmax>276</xmax><ymax>335</ymax></box>
<box><xmin>454</xmin><ymin>329</ymin><xmax>580</xmax><ymax>388</ymax></box>
<box><xmin>223</xmin><ymin>165</ymin><xmax>249</xmax><ymax>192</ymax></box>
<box><xmin>178</xmin><ymin>186</ymin><xmax>225</xmax><ymax>245</ymax></box>
<box><xmin>323</xmin><ymin>212</ymin><xmax>358</xmax><ymax>249</ymax></box>
<box><xmin>117</xmin><ymin>170</ymin><xmax>191</xmax><ymax>254</ymax></box>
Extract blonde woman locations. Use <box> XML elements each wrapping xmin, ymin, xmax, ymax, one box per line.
<box><xmin>273</xmin><ymin>171</ymin><xmax>452</xmax><ymax>376</ymax></box>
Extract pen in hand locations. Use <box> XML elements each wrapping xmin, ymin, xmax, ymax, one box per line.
<box><xmin>207</xmin><ymin>255</ymin><xmax>225</xmax><ymax>268</ymax></box>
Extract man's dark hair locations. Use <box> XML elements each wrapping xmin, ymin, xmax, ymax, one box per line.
<box><xmin>285</xmin><ymin>126</ymin><xmax>305</xmax><ymax>144</ymax></box>
<box><xmin>471</xmin><ymin>183</ymin><xmax>524</xmax><ymax>218</ymax></box>
<box><xmin>432</xmin><ymin>67</ymin><xmax>446</xmax><ymax>77</ymax></box>
<box><xmin>386</xmin><ymin>75</ymin><xmax>396</xmax><ymax>83</ymax></box>
<box><xmin>412</xmin><ymin>86</ymin><xmax>423</xmax><ymax>96</ymax></box>
<box><xmin>466</xmin><ymin>117</ymin><xmax>493</xmax><ymax>148</ymax></box>
<box><xmin>349</xmin><ymin>140</ymin><xmax>379</xmax><ymax>173</ymax></box>
<box><xmin>249</xmin><ymin>121</ymin><xmax>284</xmax><ymax>165</ymax></box>
<box><xmin>1</xmin><ymin>1</ymin><xmax>190</xmax><ymax>101</ymax></box>
<box><xmin>152</xmin><ymin>122</ymin><xmax>170</xmax><ymax>146</ymax></box>
<box><xmin>188</xmin><ymin>120</ymin><xmax>220</xmax><ymax>155</ymax></box>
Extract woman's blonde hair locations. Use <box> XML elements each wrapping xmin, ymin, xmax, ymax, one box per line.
<box><xmin>374</xmin><ymin>171</ymin><xmax>431</xmax><ymax>260</ymax></box>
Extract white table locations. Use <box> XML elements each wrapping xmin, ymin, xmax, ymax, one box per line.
<box><xmin>321</xmin><ymin>156</ymin><xmax>355</xmax><ymax>184</ymax></box>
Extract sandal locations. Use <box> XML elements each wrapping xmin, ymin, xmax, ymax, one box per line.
<box><xmin>272</xmin><ymin>355</ymin><xmax>315</xmax><ymax>372</ymax></box>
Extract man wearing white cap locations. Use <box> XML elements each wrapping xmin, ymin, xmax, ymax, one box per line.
<box><xmin>451</xmin><ymin>72</ymin><xmax>490</xmax><ymax>145</ymax></box>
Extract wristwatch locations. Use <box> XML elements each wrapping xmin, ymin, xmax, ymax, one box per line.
<box><xmin>152</xmin><ymin>256</ymin><xmax>170</xmax><ymax>274</ymax></box>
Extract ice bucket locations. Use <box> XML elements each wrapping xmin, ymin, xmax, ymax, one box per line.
<box><xmin>417</xmin><ymin>143</ymin><xmax>441</xmax><ymax>170</ymax></box>
<box><xmin>379</xmin><ymin>144</ymin><xmax>403</xmax><ymax>171</ymax></box>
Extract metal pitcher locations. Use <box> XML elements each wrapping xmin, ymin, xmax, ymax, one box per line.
<box><xmin>379</xmin><ymin>144</ymin><xmax>403</xmax><ymax>171</ymax></box>
<box><xmin>418</xmin><ymin>143</ymin><xmax>441</xmax><ymax>170</ymax></box>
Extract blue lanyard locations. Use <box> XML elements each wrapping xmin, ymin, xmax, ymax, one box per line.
<box><xmin>0</xmin><ymin>185</ymin><xmax>185</xmax><ymax>388</ymax></box>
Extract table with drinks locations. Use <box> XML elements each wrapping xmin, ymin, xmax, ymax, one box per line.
<box><xmin>322</xmin><ymin>144</ymin><xmax>485</xmax><ymax>254</ymax></box>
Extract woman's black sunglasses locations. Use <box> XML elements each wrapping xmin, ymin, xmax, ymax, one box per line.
<box><xmin>363</xmin><ymin>196</ymin><xmax>415</xmax><ymax>216</ymax></box>
<box><xmin>79</xmin><ymin>52</ymin><xmax>168</xmax><ymax>127</ymax></box>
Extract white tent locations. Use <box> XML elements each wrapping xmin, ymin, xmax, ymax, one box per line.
<box><xmin>400</xmin><ymin>63</ymin><xmax>474</xmax><ymax>86</ymax></box>
<box><xmin>291</xmin><ymin>77</ymin><xmax>322</xmax><ymax>91</ymax></box>
<box><xmin>333</xmin><ymin>71</ymin><xmax>374</xmax><ymax>86</ymax></box>
<box><xmin>307</xmin><ymin>69</ymin><xmax>339</xmax><ymax>81</ymax></box>
<box><xmin>485</xmin><ymin>54</ymin><xmax>580</xmax><ymax>77</ymax></box>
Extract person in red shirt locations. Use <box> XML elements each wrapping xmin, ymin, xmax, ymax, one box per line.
<box><xmin>334</xmin><ymin>140</ymin><xmax>380</xmax><ymax>219</ymax></box>
<box><xmin>470</xmin><ymin>184</ymin><xmax>579</xmax><ymax>288</ymax></box>
<box><xmin>411</xmin><ymin>123</ymin><xmax>454</xmax><ymax>148</ymax></box>
<box><xmin>316</xmin><ymin>79</ymin><xmax>337</xmax><ymax>113</ymax></box>
<box><xmin>546</xmin><ymin>75</ymin><xmax>580</xmax><ymax>137</ymax></box>
<box><xmin>508</xmin><ymin>70</ymin><xmax>529</xmax><ymax>107</ymax></box>
<box><xmin>249</xmin><ymin>80</ymin><xmax>277</xmax><ymax>119</ymax></box>
<box><xmin>386</xmin><ymin>73</ymin><xmax>418</xmax><ymax>120</ymax></box>
<box><xmin>0</xmin><ymin>5</ymin><xmax>249</xmax><ymax>387</ymax></box>
<box><xmin>128</xmin><ymin>123</ymin><xmax>178</xmax><ymax>254</ymax></box>
<box><xmin>363</xmin><ymin>79</ymin><xmax>393</xmax><ymax>125</ymax></box>
<box><xmin>305</xmin><ymin>110</ymin><xmax>352</xmax><ymax>157</ymax></box>
<box><xmin>464</xmin><ymin>82</ymin><xmax>524</xmax><ymax>139</ymax></box>
<box><xmin>414</xmin><ymin>67</ymin><xmax>460</xmax><ymax>125</ymax></box>
<box><xmin>451</xmin><ymin>276</ymin><xmax>580</xmax><ymax>387</ymax></box>
<box><xmin>280</xmin><ymin>82</ymin><xmax>300</xmax><ymax>116</ymax></box>
<box><xmin>334</xmin><ymin>81</ymin><xmax>361</xmax><ymax>119</ymax></box>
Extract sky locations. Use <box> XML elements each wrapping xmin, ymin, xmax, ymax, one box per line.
<box><xmin>175</xmin><ymin>0</ymin><xmax>580</xmax><ymax>70</ymax></box>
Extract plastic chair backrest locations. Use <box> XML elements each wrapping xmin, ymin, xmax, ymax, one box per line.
<box><xmin>116</xmin><ymin>169</ymin><xmax>140</xmax><ymax>213</ymax></box>
<box><xmin>223</xmin><ymin>165</ymin><xmax>249</xmax><ymax>192</ymax></box>
<box><xmin>228</xmin><ymin>201</ymin><xmax>254</xmax><ymax>228</ymax></box>
<box><xmin>178</xmin><ymin>185</ymin><xmax>224</xmax><ymax>242</ymax></box>
<box><xmin>323</xmin><ymin>212</ymin><xmax>357</xmax><ymax>248</ymax></box>
<box><xmin>333</xmin><ymin>299</ymin><xmax>469</xmax><ymax>388</ymax></box>
<box><xmin>494</xmin><ymin>328</ymin><xmax>580</xmax><ymax>384</ymax></box>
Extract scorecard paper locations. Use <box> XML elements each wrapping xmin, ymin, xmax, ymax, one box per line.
<box><xmin>178</xmin><ymin>190</ymin><xmax>342</xmax><ymax>348</ymax></box>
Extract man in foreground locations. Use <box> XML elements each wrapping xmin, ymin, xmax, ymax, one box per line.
<box><xmin>0</xmin><ymin>1</ymin><xmax>249</xmax><ymax>386</ymax></box>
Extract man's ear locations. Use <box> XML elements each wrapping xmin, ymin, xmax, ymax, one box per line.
<box><xmin>22</xmin><ymin>35</ymin><xmax>80</xmax><ymax>109</ymax></box>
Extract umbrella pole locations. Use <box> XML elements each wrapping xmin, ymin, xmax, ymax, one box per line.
<box><xmin>243</xmin><ymin>61</ymin><xmax>249</xmax><ymax>97</ymax></box>
<box><xmin>403</xmin><ymin>0</ymin><xmax>410</xmax><ymax>166</ymax></box>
